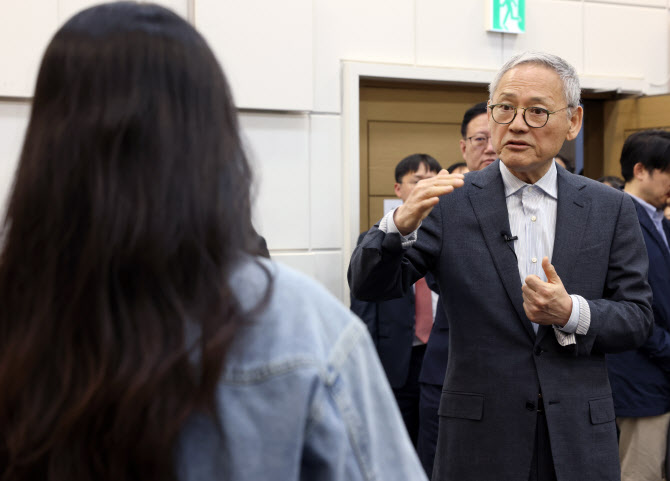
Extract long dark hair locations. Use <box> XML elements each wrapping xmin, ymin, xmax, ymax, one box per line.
<box><xmin>0</xmin><ymin>3</ymin><xmax>268</xmax><ymax>480</ymax></box>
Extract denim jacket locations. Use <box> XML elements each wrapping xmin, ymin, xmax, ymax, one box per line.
<box><xmin>176</xmin><ymin>258</ymin><xmax>427</xmax><ymax>481</ymax></box>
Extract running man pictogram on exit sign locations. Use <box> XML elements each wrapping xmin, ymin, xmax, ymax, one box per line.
<box><xmin>488</xmin><ymin>0</ymin><xmax>525</xmax><ymax>34</ymax></box>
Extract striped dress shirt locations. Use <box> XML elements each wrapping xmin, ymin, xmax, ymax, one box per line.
<box><xmin>499</xmin><ymin>161</ymin><xmax>589</xmax><ymax>342</ymax></box>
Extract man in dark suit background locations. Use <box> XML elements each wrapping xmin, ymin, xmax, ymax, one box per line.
<box><xmin>608</xmin><ymin>129</ymin><xmax>670</xmax><ymax>481</ymax></box>
<box><xmin>348</xmin><ymin>51</ymin><xmax>653</xmax><ymax>481</ymax></box>
<box><xmin>351</xmin><ymin>153</ymin><xmax>441</xmax><ymax>447</ymax></box>
<box><xmin>418</xmin><ymin>101</ymin><xmax>497</xmax><ymax>478</ymax></box>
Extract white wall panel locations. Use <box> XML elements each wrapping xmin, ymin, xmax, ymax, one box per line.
<box><xmin>150</xmin><ymin>0</ymin><xmax>189</xmax><ymax>19</ymax></box>
<box><xmin>313</xmin><ymin>0</ymin><xmax>415</xmax><ymax>113</ymax></box>
<box><xmin>584</xmin><ymin>3</ymin><xmax>668</xmax><ymax>92</ymax></box>
<box><xmin>416</xmin><ymin>0</ymin><xmax>503</xmax><ymax>71</ymax></box>
<box><xmin>195</xmin><ymin>0</ymin><xmax>313</xmax><ymax>111</ymax></box>
<box><xmin>313</xmin><ymin>251</ymin><xmax>344</xmax><ymax>301</ymax></box>
<box><xmin>58</xmin><ymin>0</ymin><xmax>110</xmax><ymax>23</ymax></box>
<box><xmin>59</xmin><ymin>0</ymin><xmax>189</xmax><ymax>22</ymax></box>
<box><xmin>586</xmin><ymin>0</ymin><xmax>665</xmax><ymax>8</ymax></box>
<box><xmin>310</xmin><ymin>115</ymin><xmax>342</xmax><ymax>249</ymax></box>
<box><xmin>0</xmin><ymin>101</ymin><xmax>31</xmax><ymax>212</ymax></box>
<box><xmin>502</xmin><ymin>0</ymin><xmax>583</xmax><ymax>74</ymax></box>
<box><xmin>272</xmin><ymin>252</ymin><xmax>315</xmax><ymax>279</ymax></box>
<box><xmin>239</xmin><ymin>112</ymin><xmax>310</xmax><ymax>250</ymax></box>
<box><xmin>272</xmin><ymin>251</ymin><xmax>345</xmax><ymax>301</ymax></box>
<box><xmin>0</xmin><ymin>1</ymin><xmax>57</xmax><ymax>97</ymax></box>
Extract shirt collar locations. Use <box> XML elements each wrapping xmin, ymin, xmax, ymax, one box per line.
<box><xmin>499</xmin><ymin>159</ymin><xmax>558</xmax><ymax>199</ymax></box>
<box><xmin>627</xmin><ymin>192</ymin><xmax>665</xmax><ymax>225</ymax></box>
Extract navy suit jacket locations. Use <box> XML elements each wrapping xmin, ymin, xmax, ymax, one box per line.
<box><xmin>351</xmin><ymin>232</ymin><xmax>436</xmax><ymax>388</ymax></box>
<box><xmin>607</xmin><ymin>198</ymin><xmax>670</xmax><ymax>417</ymax></box>
<box><xmin>420</xmin><ymin>278</ymin><xmax>449</xmax><ymax>386</ymax></box>
<box><xmin>348</xmin><ymin>161</ymin><xmax>653</xmax><ymax>481</ymax></box>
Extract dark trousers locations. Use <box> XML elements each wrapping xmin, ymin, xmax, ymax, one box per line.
<box><xmin>418</xmin><ymin>381</ymin><xmax>441</xmax><ymax>478</ymax></box>
<box><xmin>392</xmin><ymin>344</ymin><xmax>426</xmax><ymax>446</ymax></box>
<box><xmin>529</xmin><ymin>405</ymin><xmax>557</xmax><ymax>481</ymax></box>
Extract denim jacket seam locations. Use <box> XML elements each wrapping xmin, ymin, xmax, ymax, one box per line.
<box><xmin>325</xmin><ymin>320</ymin><xmax>377</xmax><ymax>480</ymax></box>
<box><xmin>220</xmin><ymin>357</ymin><xmax>324</xmax><ymax>384</ymax></box>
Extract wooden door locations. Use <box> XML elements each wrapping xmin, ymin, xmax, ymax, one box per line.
<box><xmin>602</xmin><ymin>94</ymin><xmax>670</xmax><ymax>177</ymax></box>
<box><xmin>359</xmin><ymin>81</ymin><xmax>489</xmax><ymax>233</ymax></box>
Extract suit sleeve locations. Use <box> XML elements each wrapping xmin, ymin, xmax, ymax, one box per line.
<box><xmin>576</xmin><ymin>194</ymin><xmax>654</xmax><ymax>355</ymax></box>
<box><xmin>350</xmin><ymin>295</ymin><xmax>379</xmax><ymax>345</ymax></box>
<box><xmin>639</xmin><ymin>308</ymin><xmax>670</xmax><ymax>372</ymax></box>
<box><xmin>348</xmin><ymin>203</ymin><xmax>443</xmax><ymax>302</ymax></box>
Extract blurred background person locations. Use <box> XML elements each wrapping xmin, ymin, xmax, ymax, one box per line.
<box><xmin>351</xmin><ymin>153</ymin><xmax>441</xmax><ymax>449</ymax></box>
<box><xmin>458</xmin><ymin>101</ymin><xmax>497</xmax><ymax>172</ymax></box>
<box><xmin>554</xmin><ymin>153</ymin><xmax>574</xmax><ymax>173</ymax></box>
<box><xmin>0</xmin><ymin>3</ymin><xmax>427</xmax><ymax>481</ymax></box>
<box><xmin>608</xmin><ymin>129</ymin><xmax>670</xmax><ymax>481</ymax></box>
<box><xmin>446</xmin><ymin>162</ymin><xmax>469</xmax><ymax>174</ymax></box>
<box><xmin>598</xmin><ymin>175</ymin><xmax>625</xmax><ymax>190</ymax></box>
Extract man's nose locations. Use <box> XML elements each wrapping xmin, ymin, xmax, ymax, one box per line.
<box><xmin>509</xmin><ymin>110</ymin><xmax>529</xmax><ymax>131</ymax></box>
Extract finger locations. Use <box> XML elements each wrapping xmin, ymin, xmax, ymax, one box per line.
<box><xmin>522</xmin><ymin>284</ymin><xmax>540</xmax><ymax>306</ymax></box>
<box><xmin>434</xmin><ymin>171</ymin><xmax>464</xmax><ymax>180</ymax></box>
<box><xmin>542</xmin><ymin>257</ymin><xmax>561</xmax><ymax>284</ymax></box>
<box><xmin>523</xmin><ymin>275</ymin><xmax>544</xmax><ymax>292</ymax></box>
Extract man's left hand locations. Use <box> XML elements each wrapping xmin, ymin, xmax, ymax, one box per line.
<box><xmin>522</xmin><ymin>257</ymin><xmax>572</xmax><ymax>327</ymax></box>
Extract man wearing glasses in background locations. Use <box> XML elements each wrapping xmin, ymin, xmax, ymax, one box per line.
<box><xmin>349</xmin><ymin>52</ymin><xmax>653</xmax><ymax>481</ymax></box>
<box><xmin>459</xmin><ymin>101</ymin><xmax>498</xmax><ymax>172</ymax></box>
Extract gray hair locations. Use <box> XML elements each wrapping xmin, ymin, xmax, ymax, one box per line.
<box><xmin>488</xmin><ymin>52</ymin><xmax>581</xmax><ymax>110</ymax></box>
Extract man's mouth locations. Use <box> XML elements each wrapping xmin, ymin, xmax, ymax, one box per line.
<box><xmin>505</xmin><ymin>140</ymin><xmax>530</xmax><ymax>147</ymax></box>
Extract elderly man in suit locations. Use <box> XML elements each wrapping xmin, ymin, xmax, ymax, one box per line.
<box><xmin>607</xmin><ymin>129</ymin><xmax>670</xmax><ymax>481</ymax></box>
<box><xmin>348</xmin><ymin>51</ymin><xmax>653</xmax><ymax>481</ymax></box>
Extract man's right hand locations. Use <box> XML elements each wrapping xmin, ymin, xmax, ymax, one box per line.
<box><xmin>393</xmin><ymin>169</ymin><xmax>465</xmax><ymax>235</ymax></box>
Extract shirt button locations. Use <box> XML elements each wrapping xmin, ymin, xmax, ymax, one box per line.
<box><xmin>527</xmin><ymin>186</ymin><xmax>533</xmax><ymax>192</ymax></box>
<box><xmin>532</xmin><ymin>257</ymin><xmax>537</xmax><ymax>263</ymax></box>
<box><xmin>531</xmin><ymin>216</ymin><xmax>537</xmax><ymax>222</ymax></box>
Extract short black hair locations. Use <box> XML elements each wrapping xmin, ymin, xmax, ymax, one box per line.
<box><xmin>597</xmin><ymin>176</ymin><xmax>624</xmax><ymax>190</ymax></box>
<box><xmin>460</xmin><ymin>102</ymin><xmax>488</xmax><ymax>138</ymax></box>
<box><xmin>554</xmin><ymin>153</ymin><xmax>574</xmax><ymax>173</ymax></box>
<box><xmin>620</xmin><ymin>129</ymin><xmax>670</xmax><ymax>182</ymax></box>
<box><xmin>395</xmin><ymin>153</ymin><xmax>442</xmax><ymax>182</ymax></box>
<box><xmin>446</xmin><ymin>162</ymin><xmax>468</xmax><ymax>173</ymax></box>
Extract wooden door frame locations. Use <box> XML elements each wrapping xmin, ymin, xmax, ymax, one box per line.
<box><xmin>341</xmin><ymin>61</ymin><xmax>644</xmax><ymax>294</ymax></box>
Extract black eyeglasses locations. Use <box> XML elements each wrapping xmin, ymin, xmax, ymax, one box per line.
<box><xmin>489</xmin><ymin>103</ymin><xmax>571</xmax><ymax>128</ymax></box>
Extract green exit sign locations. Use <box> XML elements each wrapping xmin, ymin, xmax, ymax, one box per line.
<box><xmin>488</xmin><ymin>0</ymin><xmax>526</xmax><ymax>34</ymax></box>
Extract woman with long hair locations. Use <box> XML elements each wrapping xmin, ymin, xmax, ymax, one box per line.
<box><xmin>0</xmin><ymin>3</ymin><xmax>425</xmax><ymax>480</ymax></box>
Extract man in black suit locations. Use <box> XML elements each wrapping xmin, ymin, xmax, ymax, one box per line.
<box><xmin>608</xmin><ymin>130</ymin><xmax>670</xmax><ymax>481</ymax></box>
<box><xmin>351</xmin><ymin>153</ymin><xmax>441</xmax><ymax>447</ymax></box>
<box><xmin>349</xmin><ymin>52</ymin><xmax>653</xmax><ymax>481</ymax></box>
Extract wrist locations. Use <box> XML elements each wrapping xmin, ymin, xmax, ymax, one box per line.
<box><xmin>393</xmin><ymin>205</ymin><xmax>418</xmax><ymax>236</ymax></box>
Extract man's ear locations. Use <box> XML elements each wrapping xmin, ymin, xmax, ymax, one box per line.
<box><xmin>459</xmin><ymin>138</ymin><xmax>467</xmax><ymax>159</ymax></box>
<box><xmin>565</xmin><ymin>105</ymin><xmax>583</xmax><ymax>141</ymax></box>
<box><xmin>633</xmin><ymin>162</ymin><xmax>648</xmax><ymax>180</ymax></box>
<box><xmin>394</xmin><ymin>182</ymin><xmax>402</xmax><ymax>198</ymax></box>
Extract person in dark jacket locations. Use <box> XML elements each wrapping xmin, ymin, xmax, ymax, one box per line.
<box><xmin>351</xmin><ymin>153</ymin><xmax>441</xmax><ymax>448</ymax></box>
<box><xmin>608</xmin><ymin>129</ymin><xmax>670</xmax><ymax>481</ymax></box>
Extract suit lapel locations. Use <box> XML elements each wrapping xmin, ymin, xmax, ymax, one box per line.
<box><xmin>635</xmin><ymin>200</ymin><xmax>670</xmax><ymax>262</ymax></box>
<box><xmin>468</xmin><ymin>161</ymin><xmax>535</xmax><ymax>341</ymax></box>
<box><xmin>536</xmin><ymin>169</ymin><xmax>590</xmax><ymax>344</ymax></box>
